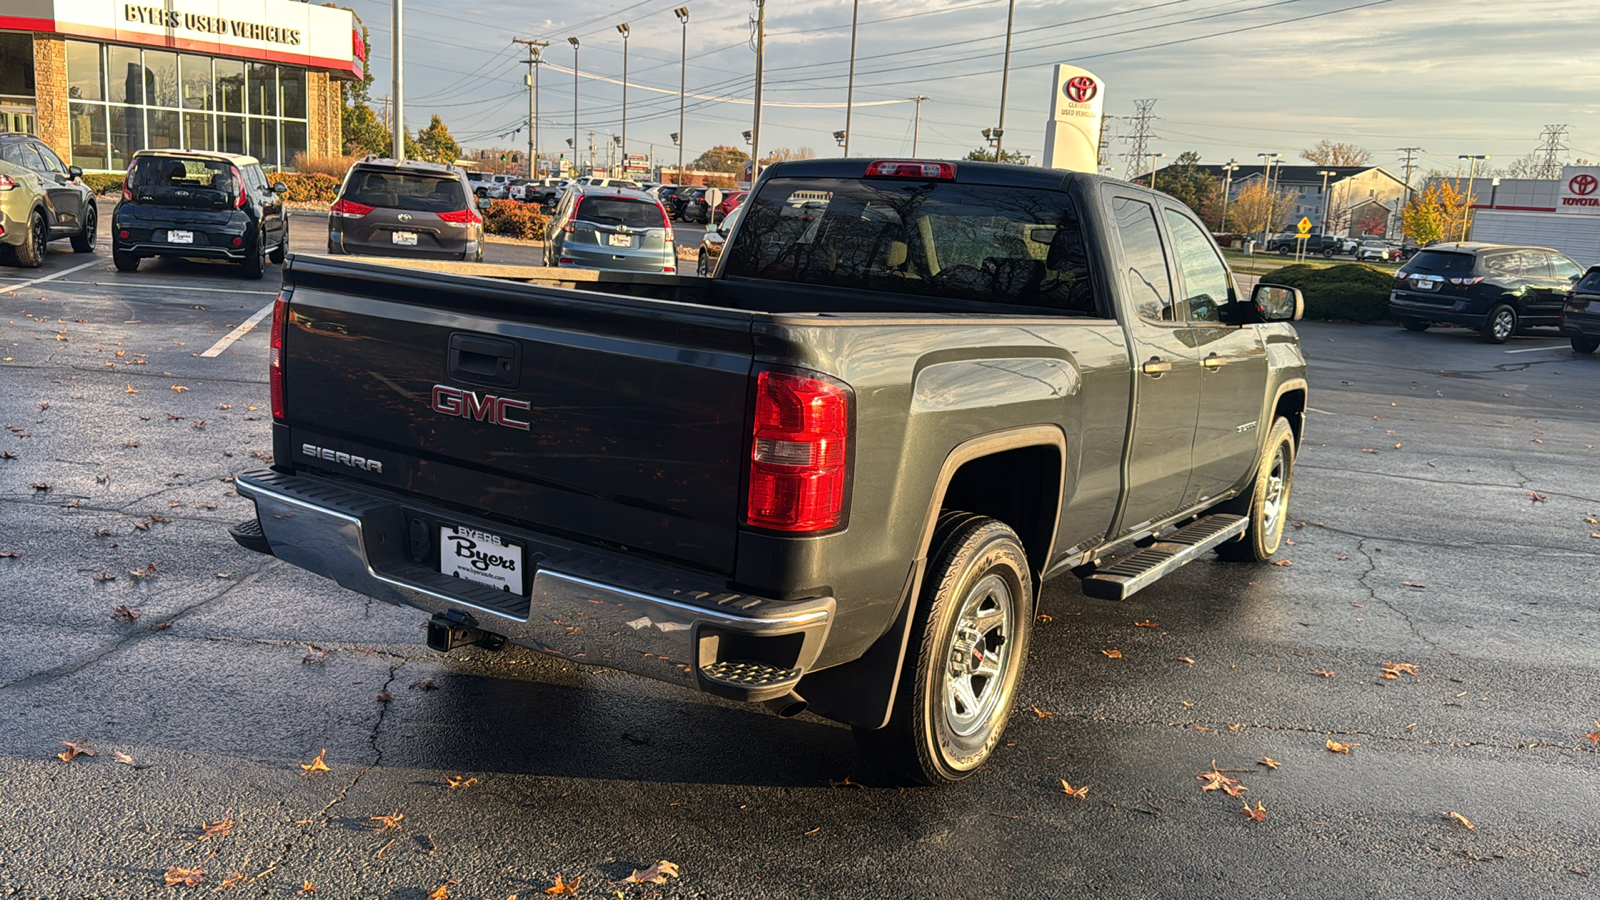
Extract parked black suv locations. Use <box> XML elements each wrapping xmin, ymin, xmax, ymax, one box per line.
<box><xmin>1561</xmin><ymin>265</ymin><xmax>1600</xmax><ymax>354</ymax></box>
<box><xmin>112</xmin><ymin>150</ymin><xmax>288</xmax><ymax>279</ymax></box>
<box><xmin>1389</xmin><ymin>242</ymin><xmax>1585</xmax><ymax>343</ymax></box>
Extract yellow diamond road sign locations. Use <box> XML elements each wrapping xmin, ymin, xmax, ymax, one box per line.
<box><xmin>1297</xmin><ymin>216</ymin><xmax>1313</xmax><ymax>235</ymax></box>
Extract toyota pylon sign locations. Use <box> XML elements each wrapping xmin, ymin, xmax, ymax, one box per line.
<box><xmin>1557</xmin><ymin>166</ymin><xmax>1600</xmax><ymax>214</ymax></box>
<box><xmin>1041</xmin><ymin>64</ymin><xmax>1105</xmax><ymax>173</ymax></box>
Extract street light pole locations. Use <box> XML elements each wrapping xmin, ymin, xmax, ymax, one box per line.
<box><xmin>617</xmin><ymin>23</ymin><xmax>630</xmax><ymax>167</ymax></box>
<box><xmin>1257</xmin><ymin>151</ymin><xmax>1280</xmax><ymax>244</ymax></box>
<box><xmin>1317</xmin><ymin>168</ymin><xmax>1337</xmax><ymax>235</ymax></box>
<box><xmin>994</xmin><ymin>0</ymin><xmax>1016</xmax><ymax>160</ymax></box>
<box><xmin>1148</xmin><ymin>152</ymin><xmax>1165</xmax><ymax>191</ymax></box>
<box><xmin>391</xmin><ymin>0</ymin><xmax>404</xmax><ymax>160</ymax></box>
<box><xmin>843</xmin><ymin>0</ymin><xmax>858</xmax><ymax>157</ymax></box>
<box><xmin>750</xmin><ymin>0</ymin><xmax>766</xmax><ymax>184</ymax></box>
<box><xmin>675</xmin><ymin>7</ymin><xmax>688</xmax><ymax>184</ymax></box>
<box><xmin>912</xmin><ymin>95</ymin><xmax>927</xmax><ymax>156</ymax></box>
<box><xmin>568</xmin><ymin>37</ymin><xmax>579</xmax><ymax>176</ymax></box>
<box><xmin>1219</xmin><ymin>159</ymin><xmax>1239</xmax><ymax>232</ymax></box>
<box><xmin>513</xmin><ymin>39</ymin><xmax>547</xmax><ymax>177</ymax></box>
<box><xmin>1457</xmin><ymin>154</ymin><xmax>1488</xmax><ymax>241</ymax></box>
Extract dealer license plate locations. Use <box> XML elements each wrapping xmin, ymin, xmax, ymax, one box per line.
<box><xmin>439</xmin><ymin>524</ymin><xmax>525</xmax><ymax>594</ymax></box>
<box><xmin>167</xmin><ymin>230</ymin><xmax>194</xmax><ymax>244</ymax></box>
<box><xmin>607</xmin><ymin>233</ymin><xmax>632</xmax><ymax>248</ymax></box>
<box><xmin>392</xmin><ymin>231</ymin><xmax>418</xmax><ymax>246</ymax></box>
<box><xmin>1411</xmin><ymin>277</ymin><xmax>1436</xmax><ymax>291</ymax></box>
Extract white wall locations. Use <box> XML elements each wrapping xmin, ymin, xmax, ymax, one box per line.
<box><xmin>1470</xmin><ymin>210</ymin><xmax>1600</xmax><ymax>267</ymax></box>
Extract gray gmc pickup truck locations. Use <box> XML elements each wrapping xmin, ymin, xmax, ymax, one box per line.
<box><xmin>232</xmin><ymin>159</ymin><xmax>1307</xmax><ymax>783</ymax></box>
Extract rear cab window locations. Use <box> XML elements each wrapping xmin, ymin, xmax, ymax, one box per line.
<box><xmin>723</xmin><ymin>175</ymin><xmax>1100</xmax><ymax>315</ymax></box>
<box><xmin>342</xmin><ymin>168</ymin><xmax>468</xmax><ymax>213</ymax></box>
<box><xmin>576</xmin><ymin>195</ymin><xmax>667</xmax><ymax>229</ymax></box>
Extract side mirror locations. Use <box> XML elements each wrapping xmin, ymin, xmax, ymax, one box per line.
<box><xmin>272</xmin><ymin>182</ymin><xmax>288</xmax><ymax>194</ymax></box>
<box><xmin>1251</xmin><ymin>283</ymin><xmax>1304</xmax><ymax>322</ymax></box>
<box><xmin>478</xmin><ymin>197</ymin><xmax>492</xmax><ymax>210</ymax></box>
<box><xmin>68</xmin><ymin>165</ymin><xmax>83</xmax><ymax>179</ymax></box>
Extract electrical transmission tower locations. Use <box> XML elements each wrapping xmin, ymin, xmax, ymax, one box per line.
<box><xmin>1534</xmin><ymin>125</ymin><xmax>1569</xmax><ymax>179</ymax></box>
<box><xmin>1121</xmin><ymin>99</ymin><xmax>1158</xmax><ymax>182</ymax></box>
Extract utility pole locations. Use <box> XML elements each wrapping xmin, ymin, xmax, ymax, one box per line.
<box><xmin>750</xmin><ymin>0</ymin><xmax>766</xmax><ymax>183</ymax></box>
<box><xmin>1257</xmin><ymin>151</ymin><xmax>1281</xmax><ymax>245</ymax></box>
<box><xmin>911</xmin><ymin>95</ymin><xmax>927</xmax><ymax>156</ymax></box>
<box><xmin>390</xmin><ymin>0</ymin><xmax>404</xmax><ymax>160</ymax></box>
<box><xmin>568</xmin><ymin>37</ymin><xmax>580</xmax><ymax>175</ymax></box>
<box><xmin>1219</xmin><ymin>159</ymin><xmax>1240</xmax><ymax>232</ymax></box>
<box><xmin>843</xmin><ymin>0</ymin><xmax>858</xmax><ymax>157</ymax></box>
<box><xmin>675</xmin><ymin>7</ymin><xmax>689</xmax><ymax>184</ymax></box>
<box><xmin>1147</xmin><ymin>152</ymin><xmax>1164</xmax><ymax>191</ymax></box>
<box><xmin>1535</xmin><ymin>125</ymin><xmax>1569</xmax><ymax>179</ymax></box>
<box><xmin>1395</xmin><ymin>146</ymin><xmax>1422</xmax><ymax>239</ymax></box>
<box><xmin>1457</xmin><ymin>154</ymin><xmax>1488</xmax><ymax>241</ymax></box>
<box><xmin>616</xmin><ymin>22</ymin><xmax>630</xmax><ymax>162</ymax></box>
<box><xmin>994</xmin><ymin>0</ymin><xmax>1016</xmax><ymax>160</ymax></box>
<box><xmin>513</xmin><ymin>39</ymin><xmax>547</xmax><ymax>178</ymax></box>
<box><xmin>1317</xmin><ymin>169</ymin><xmax>1337</xmax><ymax>235</ymax></box>
<box><xmin>1121</xmin><ymin>100</ymin><xmax>1157</xmax><ymax>181</ymax></box>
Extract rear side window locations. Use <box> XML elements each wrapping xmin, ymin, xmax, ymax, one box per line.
<box><xmin>1483</xmin><ymin>251</ymin><xmax>1549</xmax><ymax>278</ymax></box>
<box><xmin>1576</xmin><ymin>268</ymin><xmax>1600</xmax><ymax>292</ymax></box>
<box><xmin>1407</xmin><ymin>251</ymin><xmax>1474</xmax><ymax>275</ymax></box>
<box><xmin>724</xmin><ymin>176</ymin><xmax>1098</xmax><ymax>315</ymax></box>
<box><xmin>343</xmin><ymin>168</ymin><xmax>466</xmax><ymax>213</ymax></box>
<box><xmin>576</xmin><ymin>196</ymin><xmax>666</xmax><ymax>229</ymax></box>
<box><xmin>1111</xmin><ymin>196</ymin><xmax>1174</xmax><ymax>322</ymax></box>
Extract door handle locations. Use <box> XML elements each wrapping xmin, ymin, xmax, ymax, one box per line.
<box><xmin>1140</xmin><ymin>359</ymin><xmax>1172</xmax><ymax>376</ymax></box>
<box><xmin>1203</xmin><ymin>355</ymin><xmax>1227</xmax><ymax>369</ymax></box>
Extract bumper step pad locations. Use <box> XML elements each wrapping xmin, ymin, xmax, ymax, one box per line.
<box><xmin>700</xmin><ymin>659</ymin><xmax>801</xmax><ymax>691</ymax></box>
<box><xmin>228</xmin><ymin>518</ymin><xmax>271</xmax><ymax>554</ymax></box>
<box><xmin>1080</xmin><ymin>514</ymin><xmax>1247</xmax><ymax>601</ymax></box>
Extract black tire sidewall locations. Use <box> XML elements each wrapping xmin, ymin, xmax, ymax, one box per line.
<box><xmin>1219</xmin><ymin>417</ymin><xmax>1295</xmax><ymax>561</ymax></box>
<box><xmin>1573</xmin><ymin>335</ymin><xmax>1600</xmax><ymax>354</ymax></box>
<box><xmin>1481</xmin><ymin>305</ymin><xmax>1516</xmax><ymax>343</ymax></box>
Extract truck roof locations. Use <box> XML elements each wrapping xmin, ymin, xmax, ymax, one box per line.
<box><xmin>759</xmin><ymin>157</ymin><xmax>1095</xmax><ymax>192</ymax></box>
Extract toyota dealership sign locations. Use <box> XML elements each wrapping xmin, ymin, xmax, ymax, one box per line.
<box><xmin>1557</xmin><ymin>166</ymin><xmax>1600</xmax><ymax>214</ymax></box>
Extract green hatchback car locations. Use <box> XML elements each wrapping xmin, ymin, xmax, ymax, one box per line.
<box><xmin>0</xmin><ymin>132</ymin><xmax>97</xmax><ymax>267</ymax></box>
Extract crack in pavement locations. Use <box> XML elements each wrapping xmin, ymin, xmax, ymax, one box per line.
<box><xmin>1354</xmin><ymin>538</ymin><xmax>1433</xmax><ymax>648</ymax></box>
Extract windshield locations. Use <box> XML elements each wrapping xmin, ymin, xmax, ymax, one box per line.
<box><xmin>342</xmin><ymin>169</ymin><xmax>468</xmax><ymax>213</ymax></box>
<box><xmin>722</xmin><ymin>175</ymin><xmax>1098</xmax><ymax>313</ymax></box>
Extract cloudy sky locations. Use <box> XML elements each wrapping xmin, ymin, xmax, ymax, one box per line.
<box><xmin>345</xmin><ymin>0</ymin><xmax>1600</xmax><ymax>179</ymax></box>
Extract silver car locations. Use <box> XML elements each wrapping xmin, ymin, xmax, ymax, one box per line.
<box><xmin>544</xmin><ymin>186</ymin><xmax>676</xmax><ymax>273</ymax></box>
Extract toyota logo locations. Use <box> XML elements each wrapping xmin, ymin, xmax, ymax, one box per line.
<box><xmin>397</xmin><ymin>213</ymin><xmax>413</xmax><ymax>221</ymax></box>
<box><xmin>1064</xmin><ymin>76</ymin><xmax>1098</xmax><ymax>103</ymax></box>
<box><xmin>1570</xmin><ymin>174</ymin><xmax>1597</xmax><ymax>196</ymax></box>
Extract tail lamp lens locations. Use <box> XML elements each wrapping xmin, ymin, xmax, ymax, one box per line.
<box><xmin>330</xmin><ymin>198</ymin><xmax>374</xmax><ymax>217</ymax></box>
<box><xmin>437</xmin><ymin>208</ymin><xmax>481</xmax><ymax>224</ymax></box>
<box><xmin>268</xmin><ymin>294</ymin><xmax>287</xmax><ymax>421</ymax></box>
<box><xmin>746</xmin><ymin>370</ymin><xmax>850</xmax><ymax>532</ymax></box>
<box><xmin>1449</xmin><ymin>276</ymin><xmax>1484</xmax><ymax>286</ymax></box>
<box><xmin>231</xmin><ymin>165</ymin><xmax>247</xmax><ymax>209</ymax></box>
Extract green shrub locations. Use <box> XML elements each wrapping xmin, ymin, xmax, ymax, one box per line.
<box><xmin>82</xmin><ymin>172</ymin><xmax>123</xmax><ymax>195</ymax></box>
<box><xmin>1263</xmin><ymin>263</ymin><xmax>1395</xmax><ymax>322</ymax></box>
<box><xmin>265</xmin><ymin>171</ymin><xmax>340</xmax><ymax>204</ymax></box>
<box><xmin>482</xmin><ymin>199</ymin><xmax>546</xmax><ymax>240</ymax></box>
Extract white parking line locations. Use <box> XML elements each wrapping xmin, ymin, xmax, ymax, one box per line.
<box><xmin>1504</xmin><ymin>344</ymin><xmax>1567</xmax><ymax>354</ymax></box>
<box><xmin>43</xmin><ymin>280</ymin><xmax>276</xmax><ymax>295</ymax></box>
<box><xmin>200</xmin><ymin>301</ymin><xmax>275</xmax><ymax>357</ymax></box>
<box><xmin>0</xmin><ymin>260</ymin><xmax>100</xmax><ymax>294</ymax></box>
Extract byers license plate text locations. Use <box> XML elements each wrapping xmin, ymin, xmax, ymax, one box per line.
<box><xmin>439</xmin><ymin>525</ymin><xmax>524</xmax><ymax>594</ymax></box>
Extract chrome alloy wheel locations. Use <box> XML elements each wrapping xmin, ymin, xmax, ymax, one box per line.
<box><xmin>942</xmin><ymin>572</ymin><xmax>1015</xmax><ymax>737</ymax></box>
<box><xmin>1262</xmin><ymin>445</ymin><xmax>1287</xmax><ymax>538</ymax></box>
<box><xmin>1490</xmin><ymin>308</ymin><xmax>1515</xmax><ymax>342</ymax></box>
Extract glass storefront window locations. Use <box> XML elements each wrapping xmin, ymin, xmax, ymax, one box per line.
<box><xmin>107</xmin><ymin>45</ymin><xmax>146</xmax><ymax>105</ymax></box>
<box><xmin>109</xmin><ymin>105</ymin><xmax>144</xmax><ymax>169</ymax></box>
<box><xmin>183</xmin><ymin>112</ymin><xmax>213</xmax><ymax>151</ymax></box>
<box><xmin>247</xmin><ymin>64</ymin><xmax>276</xmax><ymax>117</ymax></box>
<box><xmin>180</xmin><ymin>55</ymin><xmax>212</xmax><ymax>110</ymax></box>
<box><xmin>219</xmin><ymin>115</ymin><xmax>245</xmax><ymax>155</ymax></box>
<box><xmin>66</xmin><ymin>41</ymin><xmax>104</xmax><ymax>102</ymax></box>
<box><xmin>144</xmin><ymin>50</ymin><xmax>179</xmax><ymax>108</ymax></box>
<box><xmin>249</xmin><ymin>118</ymin><xmax>278</xmax><ymax>168</ymax></box>
<box><xmin>0</xmin><ymin>32</ymin><xmax>33</xmax><ymax>97</ymax></box>
<box><xmin>281</xmin><ymin>121</ymin><xmax>307</xmax><ymax>170</ymax></box>
<box><xmin>68</xmin><ymin>102</ymin><xmax>109</xmax><ymax>170</ymax></box>
<box><xmin>279</xmin><ymin>68</ymin><xmax>306</xmax><ymax>120</ymax></box>
<box><xmin>148</xmin><ymin>109</ymin><xmax>180</xmax><ymax>150</ymax></box>
<box><xmin>216</xmin><ymin>60</ymin><xmax>244</xmax><ymax>114</ymax></box>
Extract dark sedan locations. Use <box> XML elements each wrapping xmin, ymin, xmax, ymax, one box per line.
<box><xmin>1561</xmin><ymin>265</ymin><xmax>1600</xmax><ymax>354</ymax></box>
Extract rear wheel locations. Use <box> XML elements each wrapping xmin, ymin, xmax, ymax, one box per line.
<box><xmin>1481</xmin><ymin>304</ymin><xmax>1517</xmax><ymax>344</ymax></box>
<box><xmin>1277</xmin><ymin>245</ymin><xmax>1290</xmax><ymax>256</ymax></box>
<box><xmin>1217</xmin><ymin>417</ymin><xmax>1296</xmax><ymax>562</ymax></box>
<box><xmin>697</xmin><ymin>251</ymin><xmax>708</xmax><ymax>276</ymax></box>
<box><xmin>1573</xmin><ymin>335</ymin><xmax>1600</xmax><ymax>354</ymax></box>
<box><xmin>241</xmin><ymin>234</ymin><xmax>265</xmax><ymax>280</ymax></box>
<box><xmin>1401</xmin><ymin>318</ymin><xmax>1430</xmax><ymax>332</ymax></box>
<box><xmin>13</xmin><ymin>209</ymin><xmax>46</xmax><ymax>268</ymax></box>
<box><xmin>1322</xmin><ymin>248</ymin><xmax>1335</xmax><ymax>259</ymax></box>
<box><xmin>71</xmin><ymin>204</ymin><xmax>97</xmax><ymax>253</ymax></box>
<box><xmin>112</xmin><ymin>249</ymin><xmax>139</xmax><ymax>272</ymax></box>
<box><xmin>268</xmin><ymin>231</ymin><xmax>287</xmax><ymax>264</ymax></box>
<box><xmin>854</xmin><ymin>514</ymin><xmax>1032</xmax><ymax>785</ymax></box>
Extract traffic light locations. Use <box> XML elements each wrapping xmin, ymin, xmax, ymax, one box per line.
<box><xmin>500</xmin><ymin>153</ymin><xmax>507</xmax><ymax>162</ymax></box>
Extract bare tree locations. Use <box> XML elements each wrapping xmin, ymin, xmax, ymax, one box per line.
<box><xmin>1301</xmin><ymin>140</ymin><xmax>1372</xmax><ymax>167</ymax></box>
<box><xmin>1491</xmin><ymin>153</ymin><xmax>1542</xmax><ymax>178</ymax></box>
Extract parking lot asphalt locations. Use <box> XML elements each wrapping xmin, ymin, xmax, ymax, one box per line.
<box><xmin>1</xmin><ymin>232</ymin><xmax>1597</xmax><ymax>899</ymax></box>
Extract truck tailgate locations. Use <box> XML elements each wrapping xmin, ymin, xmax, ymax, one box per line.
<box><xmin>278</xmin><ymin>258</ymin><xmax>755</xmax><ymax>574</ymax></box>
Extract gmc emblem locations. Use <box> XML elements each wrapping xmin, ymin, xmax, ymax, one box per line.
<box><xmin>430</xmin><ymin>384</ymin><xmax>531</xmax><ymax>431</ymax></box>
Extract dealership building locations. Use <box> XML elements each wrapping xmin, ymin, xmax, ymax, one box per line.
<box><xmin>0</xmin><ymin>0</ymin><xmax>363</xmax><ymax>173</ymax></box>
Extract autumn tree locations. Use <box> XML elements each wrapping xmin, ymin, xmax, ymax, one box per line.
<box><xmin>413</xmin><ymin>115</ymin><xmax>461</xmax><ymax>165</ymax></box>
<box><xmin>764</xmin><ymin>146</ymin><xmax>816</xmax><ymax>163</ymax></box>
<box><xmin>1151</xmin><ymin>151</ymin><xmax>1218</xmax><ymax>224</ymax></box>
<box><xmin>964</xmin><ymin>146</ymin><xmax>1027</xmax><ymax>164</ymax></box>
<box><xmin>1227</xmin><ymin>179</ymin><xmax>1298</xmax><ymax>237</ymax></box>
<box><xmin>1402</xmin><ymin>177</ymin><xmax>1473</xmax><ymax>245</ymax></box>
<box><xmin>691</xmin><ymin>145</ymin><xmax>750</xmax><ymax>173</ymax></box>
<box><xmin>1301</xmin><ymin>140</ymin><xmax>1371</xmax><ymax>167</ymax></box>
<box><xmin>339</xmin><ymin>22</ymin><xmax>390</xmax><ymax>157</ymax></box>
<box><xmin>1356</xmin><ymin>205</ymin><xmax>1389</xmax><ymax>236</ymax></box>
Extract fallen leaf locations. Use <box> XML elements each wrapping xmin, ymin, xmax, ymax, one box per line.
<box><xmin>29</xmin><ymin>482</ymin><xmax>50</xmax><ymax>492</ymax></box>
<box><xmin>199</xmin><ymin>818</ymin><xmax>235</xmax><ymax>841</ymax></box>
<box><xmin>544</xmin><ymin>875</ymin><xmax>581</xmax><ymax>895</ymax></box>
<box><xmin>1382</xmin><ymin>661</ymin><xmax>1420</xmax><ymax>679</ymax></box>
<box><xmin>1059</xmin><ymin>779</ymin><xmax>1089</xmax><ymax>799</ymax></box>
<box><xmin>112</xmin><ymin>604</ymin><xmax>140</xmax><ymax>621</ymax></box>
<box><xmin>1313</xmin><ymin>669</ymin><xmax>1335</xmax><ymax>678</ymax></box>
<box><xmin>370</xmin><ymin>811</ymin><xmax>404</xmax><ymax>832</ymax></box>
<box><xmin>1362</xmin><ymin>448</ymin><xmax>1379</xmax><ymax>454</ymax></box>
<box><xmin>1101</xmin><ymin>649</ymin><xmax>1122</xmax><ymax>659</ymax></box>
<box><xmin>0</xmin><ymin>549</ymin><xmax>20</xmax><ymax>558</ymax></box>
<box><xmin>300</xmin><ymin>748</ymin><xmax>331</xmax><ymax>775</ymax></box>
<box><xmin>828</xmin><ymin>776</ymin><xmax>865</xmax><ymax>790</ymax></box>
<box><xmin>410</xmin><ymin>678</ymin><xmax>439</xmax><ymax>691</ymax></box>
<box><xmin>1257</xmin><ymin>757</ymin><xmax>1280</xmax><ymax>770</ymax></box>
<box><xmin>1326</xmin><ymin>739</ymin><xmax>1359</xmax><ymax>754</ymax></box>
<box><xmin>298</xmin><ymin>881</ymin><xmax>315</xmax><ymax>895</ymax></box>
<box><xmin>170</xmin><ymin>385</ymin><xmax>189</xmax><ymax>392</ymax></box>
<box><xmin>428</xmin><ymin>882</ymin><xmax>458</xmax><ymax>900</ymax></box>
<box><xmin>122</xmin><ymin>440</ymin><xmax>139</xmax><ymax>447</ymax></box>
<box><xmin>165</xmin><ymin>413</ymin><xmax>185</xmax><ymax>421</ymax></box>
<box><xmin>1177</xmin><ymin>656</ymin><xmax>1196</xmax><ymax>664</ymax></box>
<box><xmin>1133</xmin><ymin>619</ymin><xmax>1160</xmax><ymax>628</ymax></box>
<box><xmin>302</xmin><ymin>647</ymin><xmax>328</xmax><ymax>667</ymax></box>
<box><xmin>58</xmin><ymin>739</ymin><xmax>97</xmax><ymax>763</ymax></box>
<box><xmin>1401</xmin><ymin>581</ymin><xmax>1426</xmax><ymax>589</ymax></box>
<box><xmin>1585</xmin><ymin>722</ymin><xmax>1600</xmax><ymax>746</ymax></box>
<box><xmin>152</xmin><ymin>621</ymin><xmax>173</xmax><ymax>631</ymax></box>
<box><xmin>1035</xmin><ymin>613</ymin><xmax>1053</xmax><ymax>623</ymax></box>
<box><xmin>192</xmin><ymin>420</ymin><xmax>206</xmax><ymax>429</ymax></box>
<box><xmin>445</xmin><ymin>775</ymin><xmax>479</xmax><ymax>789</ymax></box>
<box><xmin>114</xmin><ymin>751</ymin><xmax>137</xmax><ymax>766</ymax></box>
<box><xmin>1228</xmin><ymin>723</ymin><xmax>1245</xmax><ymax>733</ymax></box>
<box><xmin>616</xmin><ymin>860</ymin><xmax>681</xmax><ymax>885</ymax></box>
<box><xmin>1030</xmin><ymin>706</ymin><xmax>1054</xmax><ymax>719</ymax></box>
<box><xmin>128</xmin><ymin>563</ymin><xmax>157</xmax><ymax>578</ymax></box>
<box><xmin>1241</xmin><ymin>801</ymin><xmax>1268</xmax><ymax>822</ymax></box>
<box><xmin>163</xmin><ymin>866</ymin><xmax>205</xmax><ymax>887</ymax></box>
<box><xmin>0</xmin><ymin>450</ymin><xmax>14</xmax><ymax>459</ymax></box>
<box><xmin>1270</xmin><ymin>559</ymin><xmax>1293</xmax><ymax>567</ymax></box>
<box><xmin>1529</xmin><ymin>492</ymin><xmax>1548</xmax><ymax>502</ymax></box>
<box><xmin>1197</xmin><ymin>763</ymin><xmax>1245</xmax><ymax>797</ymax></box>
<box><xmin>39</xmin><ymin>401</ymin><xmax>49</xmax><ymax>410</ymax></box>
<box><xmin>1443</xmin><ymin>811</ymin><xmax>1474</xmax><ymax>830</ymax></box>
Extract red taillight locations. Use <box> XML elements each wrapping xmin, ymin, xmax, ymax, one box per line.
<box><xmin>746</xmin><ymin>370</ymin><xmax>851</xmax><ymax>532</ymax></box>
<box><xmin>865</xmin><ymin>160</ymin><xmax>955</xmax><ymax>180</ymax></box>
<box><xmin>117</xmin><ymin>230</ymin><xmax>129</xmax><ymax>239</ymax></box>
<box><xmin>0</xmin><ymin>173</ymin><xmax>17</xmax><ymax>191</ymax></box>
<box><xmin>1449</xmin><ymin>276</ymin><xmax>1484</xmax><ymax>286</ymax></box>
<box><xmin>658</xmin><ymin>202</ymin><xmax>673</xmax><ymax>243</ymax></box>
<box><xmin>563</xmin><ymin>195</ymin><xmax>584</xmax><ymax>233</ymax></box>
<box><xmin>231</xmin><ymin>165</ymin><xmax>247</xmax><ymax>209</ymax></box>
<box><xmin>120</xmin><ymin>173</ymin><xmax>131</xmax><ymax>201</ymax></box>
<box><xmin>268</xmin><ymin>294</ymin><xmax>287</xmax><ymax>421</ymax></box>
<box><xmin>330</xmin><ymin>197</ymin><xmax>374</xmax><ymax>218</ymax></box>
<box><xmin>437</xmin><ymin>208</ymin><xmax>481</xmax><ymax>224</ymax></box>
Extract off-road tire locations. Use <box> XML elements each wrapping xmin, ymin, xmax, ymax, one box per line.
<box><xmin>1216</xmin><ymin>417</ymin><xmax>1296</xmax><ymax>562</ymax></box>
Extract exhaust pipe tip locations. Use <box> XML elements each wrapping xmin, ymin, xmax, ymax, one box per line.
<box><xmin>762</xmin><ymin>691</ymin><xmax>808</xmax><ymax>719</ymax></box>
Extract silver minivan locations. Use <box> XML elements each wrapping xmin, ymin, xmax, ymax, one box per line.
<box><xmin>544</xmin><ymin>186</ymin><xmax>676</xmax><ymax>273</ymax></box>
